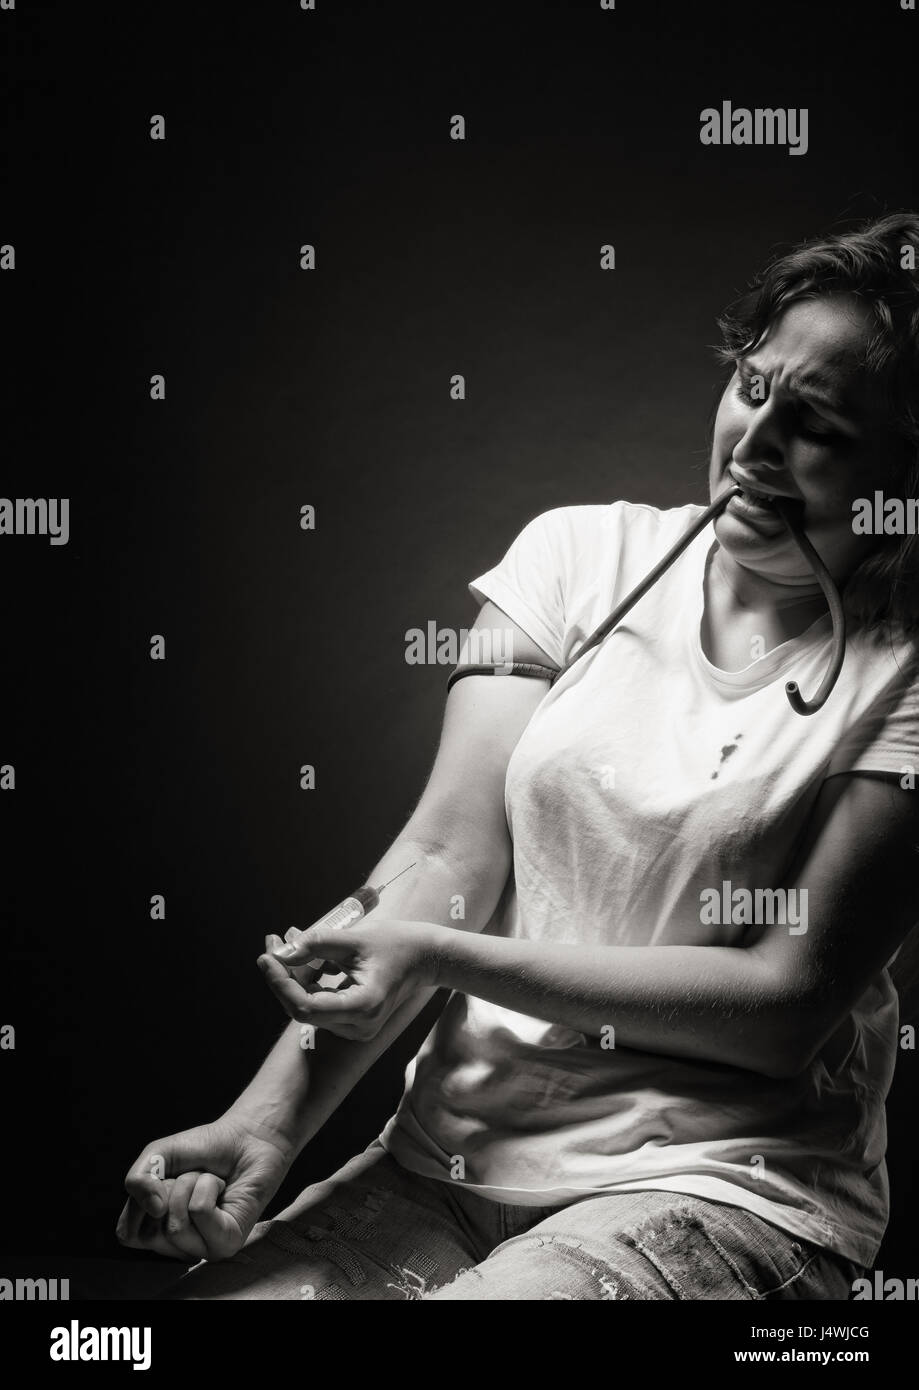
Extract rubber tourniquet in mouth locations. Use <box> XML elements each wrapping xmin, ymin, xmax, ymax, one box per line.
<box><xmin>548</xmin><ymin>483</ymin><xmax>846</xmax><ymax>716</ymax></box>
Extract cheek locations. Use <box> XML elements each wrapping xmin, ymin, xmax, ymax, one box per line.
<box><xmin>711</xmin><ymin>397</ymin><xmax>728</xmax><ymax>443</ymax></box>
<box><xmin>802</xmin><ymin>448</ymin><xmax>879</xmax><ymax>512</ymax></box>
<box><xmin>711</xmin><ymin>397</ymin><xmax>743</xmax><ymax>458</ymax></box>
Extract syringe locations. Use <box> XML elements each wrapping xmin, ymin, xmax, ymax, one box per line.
<box><xmin>278</xmin><ymin>861</ymin><xmax>417</xmax><ymax>985</ymax></box>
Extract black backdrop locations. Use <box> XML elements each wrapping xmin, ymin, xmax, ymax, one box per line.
<box><xmin>2</xmin><ymin>0</ymin><xmax>917</xmax><ymax>1273</ymax></box>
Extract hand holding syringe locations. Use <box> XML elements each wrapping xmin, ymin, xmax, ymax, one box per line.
<box><xmin>268</xmin><ymin>861</ymin><xmax>418</xmax><ymax>989</ymax></box>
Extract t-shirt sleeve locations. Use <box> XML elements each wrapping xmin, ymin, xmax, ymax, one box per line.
<box><xmin>825</xmin><ymin>655</ymin><xmax>919</xmax><ymax>779</ymax></box>
<box><xmin>468</xmin><ymin>509</ymin><xmax>569</xmax><ymax>667</ymax></box>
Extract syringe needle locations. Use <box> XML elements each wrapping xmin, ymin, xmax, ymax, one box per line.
<box><xmin>375</xmin><ymin>861</ymin><xmax>418</xmax><ymax>893</ymax></box>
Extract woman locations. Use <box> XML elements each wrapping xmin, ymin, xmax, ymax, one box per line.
<box><xmin>118</xmin><ymin>212</ymin><xmax>919</xmax><ymax>1300</ymax></box>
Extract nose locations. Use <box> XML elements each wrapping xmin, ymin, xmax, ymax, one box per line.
<box><xmin>731</xmin><ymin>401</ymin><xmax>784</xmax><ymax>471</ymax></box>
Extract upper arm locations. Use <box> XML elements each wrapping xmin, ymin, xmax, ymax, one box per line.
<box><xmin>749</xmin><ymin>771</ymin><xmax>919</xmax><ymax>1069</ymax></box>
<box><xmin>400</xmin><ymin>600</ymin><xmax>558</xmax><ymax>884</ymax></box>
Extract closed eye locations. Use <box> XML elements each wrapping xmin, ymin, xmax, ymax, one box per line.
<box><xmin>796</xmin><ymin>410</ymin><xmax>842</xmax><ymax>443</ymax></box>
<box><xmin>735</xmin><ymin>375</ymin><xmax>843</xmax><ymax>444</ymax></box>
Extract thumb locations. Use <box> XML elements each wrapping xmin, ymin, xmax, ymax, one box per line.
<box><xmin>271</xmin><ymin>928</ymin><xmax>354</xmax><ymax>966</ymax></box>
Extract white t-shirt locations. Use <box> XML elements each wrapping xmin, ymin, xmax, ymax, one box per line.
<box><xmin>379</xmin><ymin>500</ymin><xmax>919</xmax><ymax>1266</ymax></box>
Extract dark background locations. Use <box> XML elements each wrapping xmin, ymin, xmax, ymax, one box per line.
<box><xmin>2</xmin><ymin>0</ymin><xmax>917</xmax><ymax>1282</ymax></box>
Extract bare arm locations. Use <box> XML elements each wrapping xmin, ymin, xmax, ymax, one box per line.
<box><xmin>229</xmin><ymin>600</ymin><xmax>557</xmax><ymax>1156</ymax></box>
<box><xmin>119</xmin><ymin>601</ymin><xmax>557</xmax><ymax>1257</ymax></box>
<box><xmin>277</xmin><ymin>771</ymin><xmax>919</xmax><ymax>1081</ymax></box>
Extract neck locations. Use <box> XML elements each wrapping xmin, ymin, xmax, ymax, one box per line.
<box><xmin>712</xmin><ymin>546</ymin><xmax>827</xmax><ymax>613</ymax></box>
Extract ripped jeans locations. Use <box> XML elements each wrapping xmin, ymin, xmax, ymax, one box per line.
<box><xmin>160</xmin><ymin>1140</ymin><xmax>862</xmax><ymax>1301</ymax></box>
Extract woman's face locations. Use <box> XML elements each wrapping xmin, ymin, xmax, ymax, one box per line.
<box><xmin>709</xmin><ymin>292</ymin><xmax>898</xmax><ymax>588</ymax></box>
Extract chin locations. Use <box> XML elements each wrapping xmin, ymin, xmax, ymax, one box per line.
<box><xmin>713</xmin><ymin>512</ymin><xmax>784</xmax><ymax>557</ymax></box>
<box><xmin>714</xmin><ymin>520</ymin><xmax>818</xmax><ymax>586</ymax></box>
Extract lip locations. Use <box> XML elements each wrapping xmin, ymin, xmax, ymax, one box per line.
<box><xmin>721</xmin><ymin>468</ymin><xmax>791</xmax><ymax>533</ymax></box>
<box><xmin>727</xmin><ymin>467</ymin><xmax>780</xmax><ymax>501</ymax></box>
<box><xmin>726</xmin><ymin>466</ymin><xmax>803</xmax><ymax>504</ymax></box>
<box><xmin>726</xmin><ymin>490</ymin><xmax>788</xmax><ymax>531</ymax></box>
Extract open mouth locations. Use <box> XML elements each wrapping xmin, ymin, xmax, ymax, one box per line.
<box><xmin>727</xmin><ymin>467</ymin><xmax>776</xmax><ymax>502</ymax></box>
<box><xmin>726</xmin><ymin>469</ymin><xmax>790</xmax><ymax>515</ymax></box>
<box><xmin>724</xmin><ymin>475</ymin><xmax>791</xmax><ymax>531</ymax></box>
<box><xmin>734</xmin><ymin>485</ymin><xmax>776</xmax><ymax>506</ymax></box>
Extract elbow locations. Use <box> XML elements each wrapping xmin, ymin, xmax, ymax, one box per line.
<box><xmin>400</xmin><ymin>823</ymin><xmax>511</xmax><ymax>884</ymax></box>
<box><xmin>730</xmin><ymin>956</ymin><xmax>834</xmax><ymax>1078</ymax></box>
<box><xmin>394</xmin><ymin>828</ymin><xmax>512</xmax><ymax>930</ymax></box>
<box><xmin>747</xmin><ymin>1006</ymin><xmax>830</xmax><ymax>1081</ymax></box>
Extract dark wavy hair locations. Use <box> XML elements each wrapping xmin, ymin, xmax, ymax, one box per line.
<box><xmin>713</xmin><ymin>212</ymin><xmax>919</xmax><ymax>638</ymax></box>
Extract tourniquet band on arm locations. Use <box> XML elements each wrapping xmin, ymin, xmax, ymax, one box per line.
<box><xmin>446</xmin><ymin>662</ymin><xmax>559</xmax><ymax>693</ymax></box>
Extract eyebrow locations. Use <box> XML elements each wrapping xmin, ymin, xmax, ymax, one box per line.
<box><xmin>738</xmin><ymin>357</ymin><xmax>856</xmax><ymax>421</ymax></box>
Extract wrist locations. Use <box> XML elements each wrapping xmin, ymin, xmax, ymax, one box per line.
<box><xmin>422</xmin><ymin>921</ymin><xmax>465</xmax><ymax>989</ymax></box>
<box><xmin>223</xmin><ymin>1102</ymin><xmax>302</xmax><ymax>1162</ymax></box>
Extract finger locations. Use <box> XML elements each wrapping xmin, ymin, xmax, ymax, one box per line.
<box><xmin>267</xmin><ymin>932</ymin><xmax>320</xmax><ymax>989</ymax></box>
<box><xmin>257</xmin><ymin>952</ymin><xmax>358</xmax><ymax>1021</ymax></box>
<box><xmin>116</xmin><ymin>1194</ymin><xmax>148</xmax><ymax>1245</ymax></box>
<box><xmin>124</xmin><ymin>1146</ymin><xmax>172</xmax><ymax>1219</ymax></box>
<box><xmin>274</xmin><ymin>933</ymin><xmax>321</xmax><ymax>965</ymax></box>
<box><xmin>266</xmin><ymin>933</ymin><xmax>294</xmax><ymax>978</ymax></box>
<box><xmin>258</xmin><ymin>952</ymin><xmax>321</xmax><ymax>1019</ymax></box>
<box><xmin>165</xmin><ymin>1171</ymin><xmax>209</xmax><ymax>1259</ymax></box>
<box><xmin>128</xmin><ymin>1216</ymin><xmax>195</xmax><ymax>1260</ymax></box>
<box><xmin>283</xmin><ymin>926</ymin><xmax>322</xmax><ymax>980</ymax></box>
<box><xmin>117</xmin><ymin>1181</ymin><xmax>197</xmax><ymax>1260</ymax></box>
<box><xmin>259</xmin><ymin>952</ymin><xmax>379</xmax><ymax>1027</ymax></box>
<box><xmin>271</xmin><ymin>929</ymin><xmax>353</xmax><ymax>968</ymax></box>
<box><xmin>188</xmin><ymin>1174</ymin><xmax>248</xmax><ymax>1260</ymax></box>
<box><xmin>187</xmin><ymin>1172</ymin><xmax>226</xmax><ymax>1233</ymax></box>
<box><xmin>291</xmin><ymin>963</ymin><xmax>325</xmax><ymax>989</ymax></box>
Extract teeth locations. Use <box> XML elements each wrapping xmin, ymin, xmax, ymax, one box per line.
<box><xmin>738</xmin><ymin>487</ymin><xmax>773</xmax><ymax>503</ymax></box>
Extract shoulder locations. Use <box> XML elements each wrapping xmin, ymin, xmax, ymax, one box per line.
<box><xmin>531</xmin><ymin>502</ymin><xmax>709</xmax><ymax>596</ymax></box>
<box><xmin>526</xmin><ymin>499</ymin><xmax>707</xmax><ymax>552</ymax></box>
<box><xmin>485</xmin><ymin>499</ymin><xmax>710</xmax><ymax>607</ymax></box>
<box><xmin>841</xmin><ymin>627</ymin><xmax>919</xmax><ymax>715</ymax></box>
<box><xmin>845</xmin><ymin>625</ymin><xmax>919</xmax><ymax>683</ymax></box>
<box><xmin>497</xmin><ymin>501</ymin><xmax>709</xmax><ymax>620</ymax></box>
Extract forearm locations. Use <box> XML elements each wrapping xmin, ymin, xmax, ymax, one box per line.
<box><xmin>428</xmin><ymin>929</ymin><xmax>799</xmax><ymax>1078</ymax></box>
<box><xmin>230</xmin><ymin>835</ymin><xmax>508</xmax><ymax>1153</ymax></box>
<box><xmin>227</xmin><ymin>988</ymin><xmax>437</xmax><ymax>1157</ymax></box>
